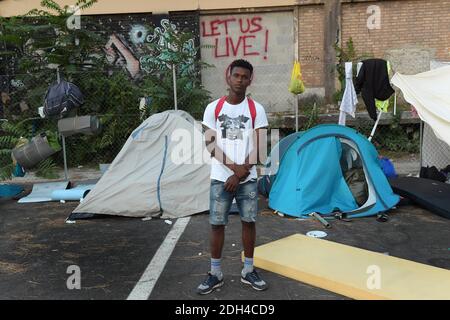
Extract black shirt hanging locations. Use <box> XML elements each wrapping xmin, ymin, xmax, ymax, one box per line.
<box><xmin>355</xmin><ymin>58</ymin><xmax>394</xmax><ymax>121</ymax></box>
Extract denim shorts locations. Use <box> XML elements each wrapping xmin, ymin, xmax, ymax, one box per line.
<box><xmin>209</xmin><ymin>179</ymin><xmax>258</xmax><ymax>225</ymax></box>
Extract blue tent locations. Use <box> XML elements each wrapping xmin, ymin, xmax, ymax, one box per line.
<box><xmin>259</xmin><ymin>124</ymin><xmax>399</xmax><ymax>218</ymax></box>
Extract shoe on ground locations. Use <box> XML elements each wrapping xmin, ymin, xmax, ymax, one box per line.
<box><xmin>241</xmin><ymin>269</ymin><xmax>268</xmax><ymax>291</ymax></box>
<box><xmin>197</xmin><ymin>272</ymin><xmax>224</xmax><ymax>295</ymax></box>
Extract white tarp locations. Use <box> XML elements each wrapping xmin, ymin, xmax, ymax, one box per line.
<box><xmin>72</xmin><ymin>110</ymin><xmax>211</xmax><ymax>219</ymax></box>
<box><xmin>391</xmin><ymin>66</ymin><xmax>450</xmax><ymax>147</ymax></box>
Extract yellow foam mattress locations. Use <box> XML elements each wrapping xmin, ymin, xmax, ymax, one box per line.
<box><xmin>248</xmin><ymin>234</ymin><xmax>450</xmax><ymax>300</ymax></box>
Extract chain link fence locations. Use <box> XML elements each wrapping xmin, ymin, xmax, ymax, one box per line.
<box><xmin>422</xmin><ymin>122</ymin><xmax>450</xmax><ymax>171</ymax></box>
<box><xmin>0</xmin><ymin>69</ymin><xmax>177</xmax><ymax>181</ymax></box>
<box><xmin>0</xmin><ymin>67</ymin><xmax>425</xmax><ymax>182</ymax></box>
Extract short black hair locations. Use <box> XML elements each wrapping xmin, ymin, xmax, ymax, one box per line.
<box><xmin>229</xmin><ymin>59</ymin><xmax>253</xmax><ymax>75</ymax></box>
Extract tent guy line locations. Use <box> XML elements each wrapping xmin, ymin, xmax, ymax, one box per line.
<box><xmin>127</xmin><ymin>217</ymin><xmax>191</xmax><ymax>300</ymax></box>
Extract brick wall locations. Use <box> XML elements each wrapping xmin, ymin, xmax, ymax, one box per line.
<box><xmin>296</xmin><ymin>0</ymin><xmax>450</xmax><ymax>91</ymax></box>
<box><xmin>342</xmin><ymin>0</ymin><xmax>450</xmax><ymax>68</ymax></box>
<box><xmin>298</xmin><ymin>4</ymin><xmax>325</xmax><ymax>89</ymax></box>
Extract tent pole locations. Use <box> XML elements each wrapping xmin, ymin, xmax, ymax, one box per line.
<box><xmin>368</xmin><ymin>111</ymin><xmax>383</xmax><ymax>142</ymax></box>
<box><xmin>61</xmin><ymin>134</ymin><xmax>68</xmax><ymax>181</ymax></box>
<box><xmin>172</xmin><ymin>64</ymin><xmax>178</xmax><ymax>111</ymax></box>
<box><xmin>393</xmin><ymin>91</ymin><xmax>397</xmax><ymax>116</ymax></box>
<box><xmin>419</xmin><ymin>120</ymin><xmax>423</xmax><ymax>171</ymax></box>
<box><xmin>57</xmin><ymin>67</ymin><xmax>60</xmax><ymax>84</ymax></box>
<box><xmin>295</xmin><ymin>94</ymin><xmax>299</xmax><ymax>132</ymax></box>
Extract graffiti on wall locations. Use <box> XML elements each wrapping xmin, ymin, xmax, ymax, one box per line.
<box><xmin>105</xmin><ymin>33</ymin><xmax>141</xmax><ymax>78</ymax></box>
<box><xmin>201</xmin><ymin>16</ymin><xmax>269</xmax><ymax>60</ymax></box>
<box><xmin>140</xmin><ymin>19</ymin><xmax>197</xmax><ymax>76</ymax></box>
<box><xmin>104</xmin><ymin>19</ymin><xmax>198</xmax><ymax>78</ymax></box>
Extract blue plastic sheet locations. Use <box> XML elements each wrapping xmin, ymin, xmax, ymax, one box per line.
<box><xmin>51</xmin><ymin>185</ymin><xmax>95</xmax><ymax>201</ymax></box>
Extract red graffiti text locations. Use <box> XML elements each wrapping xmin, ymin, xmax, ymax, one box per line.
<box><xmin>202</xmin><ymin>16</ymin><xmax>269</xmax><ymax>59</ymax></box>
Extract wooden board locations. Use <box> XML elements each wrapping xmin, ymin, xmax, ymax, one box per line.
<box><xmin>248</xmin><ymin>234</ymin><xmax>450</xmax><ymax>300</ymax></box>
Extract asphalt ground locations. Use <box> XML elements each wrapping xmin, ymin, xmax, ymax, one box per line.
<box><xmin>0</xmin><ymin>186</ymin><xmax>449</xmax><ymax>301</ymax></box>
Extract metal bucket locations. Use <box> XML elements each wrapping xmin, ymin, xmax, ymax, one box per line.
<box><xmin>12</xmin><ymin>133</ymin><xmax>59</xmax><ymax>169</ymax></box>
<box><xmin>57</xmin><ymin>115</ymin><xmax>101</xmax><ymax>137</ymax></box>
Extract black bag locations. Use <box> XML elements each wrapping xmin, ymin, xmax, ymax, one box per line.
<box><xmin>43</xmin><ymin>80</ymin><xmax>84</xmax><ymax>118</ymax></box>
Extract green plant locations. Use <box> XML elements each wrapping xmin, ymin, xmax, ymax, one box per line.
<box><xmin>352</xmin><ymin>113</ymin><xmax>420</xmax><ymax>154</ymax></box>
<box><xmin>139</xmin><ymin>22</ymin><xmax>211</xmax><ymax>120</ymax></box>
<box><xmin>373</xmin><ymin>114</ymin><xmax>420</xmax><ymax>153</ymax></box>
<box><xmin>300</xmin><ymin>102</ymin><xmax>319</xmax><ymax>131</ymax></box>
<box><xmin>0</xmin><ymin>0</ymin><xmax>211</xmax><ymax>173</ymax></box>
<box><xmin>0</xmin><ymin>121</ymin><xmax>25</xmax><ymax>180</ymax></box>
<box><xmin>0</xmin><ymin>120</ymin><xmax>59</xmax><ymax>180</ymax></box>
<box><xmin>333</xmin><ymin>37</ymin><xmax>372</xmax><ymax>103</ymax></box>
<box><xmin>0</xmin><ymin>0</ymin><xmax>104</xmax><ymax>117</ymax></box>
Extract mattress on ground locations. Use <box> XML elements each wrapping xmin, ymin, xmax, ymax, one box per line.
<box><xmin>248</xmin><ymin>234</ymin><xmax>450</xmax><ymax>300</ymax></box>
<box><xmin>389</xmin><ymin>177</ymin><xmax>450</xmax><ymax>219</ymax></box>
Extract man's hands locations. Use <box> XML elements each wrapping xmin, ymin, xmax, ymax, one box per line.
<box><xmin>224</xmin><ymin>174</ymin><xmax>240</xmax><ymax>193</ymax></box>
<box><xmin>224</xmin><ymin>164</ymin><xmax>253</xmax><ymax>193</ymax></box>
<box><xmin>232</xmin><ymin>164</ymin><xmax>251</xmax><ymax>180</ymax></box>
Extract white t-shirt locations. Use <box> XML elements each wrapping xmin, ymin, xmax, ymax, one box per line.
<box><xmin>202</xmin><ymin>97</ymin><xmax>269</xmax><ymax>183</ymax></box>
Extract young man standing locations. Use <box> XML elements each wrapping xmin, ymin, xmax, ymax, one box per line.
<box><xmin>198</xmin><ymin>59</ymin><xmax>269</xmax><ymax>295</ymax></box>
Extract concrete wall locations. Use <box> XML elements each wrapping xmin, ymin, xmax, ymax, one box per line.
<box><xmin>200</xmin><ymin>11</ymin><xmax>295</xmax><ymax>112</ymax></box>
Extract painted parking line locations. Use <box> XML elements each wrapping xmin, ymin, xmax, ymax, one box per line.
<box><xmin>127</xmin><ymin>217</ymin><xmax>191</xmax><ymax>300</ymax></box>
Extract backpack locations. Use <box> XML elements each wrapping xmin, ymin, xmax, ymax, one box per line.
<box><xmin>43</xmin><ymin>80</ymin><xmax>84</xmax><ymax>118</ymax></box>
<box><xmin>214</xmin><ymin>96</ymin><xmax>256</xmax><ymax>128</ymax></box>
<box><xmin>379</xmin><ymin>157</ymin><xmax>397</xmax><ymax>179</ymax></box>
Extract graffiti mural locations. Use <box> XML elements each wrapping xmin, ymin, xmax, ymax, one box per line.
<box><xmin>103</xmin><ymin>16</ymin><xmax>199</xmax><ymax>79</ymax></box>
<box><xmin>104</xmin><ymin>33</ymin><xmax>140</xmax><ymax>78</ymax></box>
<box><xmin>129</xmin><ymin>25</ymin><xmax>149</xmax><ymax>44</ymax></box>
<box><xmin>140</xmin><ymin>19</ymin><xmax>197</xmax><ymax>76</ymax></box>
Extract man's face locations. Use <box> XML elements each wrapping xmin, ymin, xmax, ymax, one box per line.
<box><xmin>228</xmin><ymin>66</ymin><xmax>252</xmax><ymax>95</ymax></box>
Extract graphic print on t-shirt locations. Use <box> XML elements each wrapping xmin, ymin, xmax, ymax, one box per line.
<box><xmin>218</xmin><ymin>114</ymin><xmax>250</xmax><ymax>140</ymax></box>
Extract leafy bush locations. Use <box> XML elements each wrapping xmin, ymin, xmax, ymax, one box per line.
<box><xmin>0</xmin><ymin>0</ymin><xmax>211</xmax><ymax>179</ymax></box>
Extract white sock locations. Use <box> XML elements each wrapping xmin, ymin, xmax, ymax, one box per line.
<box><xmin>242</xmin><ymin>257</ymin><xmax>254</xmax><ymax>277</ymax></box>
<box><xmin>211</xmin><ymin>258</ymin><xmax>223</xmax><ymax>280</ymax></box>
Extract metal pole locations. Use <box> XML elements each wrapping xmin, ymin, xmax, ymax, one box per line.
<box><xmin>294</xmin><ymin>94</ymin><xmax>299</xmax><ymax>132</ymax></box>
<box><xmin>368</xmin><ymin>111</ymin><xmax>383</xmax><ymax>142</ymax></box>
<box><xmin>172</xmin><ymin>64</ymin><xmax>178</xmax><ymax>111</ymax></box>
<box><xmin>419</xmin><ymin>120</ymin><xmax>423</xmax><ymax>170</ymax></box>
<box><xmin>61</xmin><ymin>134</ymin><xmax>68</xmax><ymax>181</ymax></box>
<box><xmin>57</xmin><ymin>67</ymin><xmax>60</xmax><ymax>84</ymax></box>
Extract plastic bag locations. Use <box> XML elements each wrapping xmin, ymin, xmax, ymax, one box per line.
<box><xmin>288</xmin><ymin>61</ymin><xmax>305</xmax><ymax>94</ymax></box>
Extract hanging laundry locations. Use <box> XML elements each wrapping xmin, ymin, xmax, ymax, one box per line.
<box><xmin>339</xmin><ymin>62</ymin><xmax>358</xmax><ymax>125</ymax></box>
<box><xmin>355</xmin><ymin>59</ymin><xmax>394</xmax><ymax>121</ymax></box>
<box><xmin>374</xmin><ymin>61</ymin><xmax>393</xmax><ymax>113</ymax></box>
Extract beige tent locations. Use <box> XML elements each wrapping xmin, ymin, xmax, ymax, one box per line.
<box><xmin>70</xmin><ymin>110</ymin><xmax>210</xmax><ymax>219</ymax></box>
<box><xmin>392</xmin><ymin>65</ymin><xmax>450</xmax><ymax>170</ymax></box>
<box><xmin>392</xmin><ymin>65</ymin><xmax>450</xmax><ymax>147</ymax></box>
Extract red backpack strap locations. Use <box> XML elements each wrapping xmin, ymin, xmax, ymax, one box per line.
<box><xmin>247</xmin><ymin>97</ymin><xmax>256</xmax><ymax>129</ymax></box>
<box><xmin>215</xmin><ymin>96</ymin><xmax>257</xmax><ymax>129</ymax></box>
<box><xmin>214</xmin><ymin>96</ymin><xmax>227</xmax><ymax>121</ymax></box>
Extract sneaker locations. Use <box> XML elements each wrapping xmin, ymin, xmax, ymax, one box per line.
<box><xmin>241</xmin><ymin>270</ymin><xmax>268</xmax><ymax>291</ymax></box>
<box><xmin>197</xmin><ymin>272</ymin><xmax>224</xmax><ymax>295</ymax></box>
